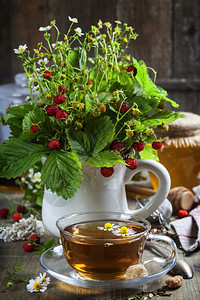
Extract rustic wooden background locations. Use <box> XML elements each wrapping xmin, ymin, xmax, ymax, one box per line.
<box><xmin>0</xmin><ymin>0</ymin><xmax>200</xmax><ymax>113</ymax></box>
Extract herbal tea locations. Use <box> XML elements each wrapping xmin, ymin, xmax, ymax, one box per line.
<box><xmin>60</xmin><ymin>220</ymin><xmax>146</xmax><ymax>280</ymax></box>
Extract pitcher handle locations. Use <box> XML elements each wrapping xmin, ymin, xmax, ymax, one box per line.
<box><xmin>124</xmin><ymin>159</ymin><xmax>170</xmax><ymax>218</ymax></box>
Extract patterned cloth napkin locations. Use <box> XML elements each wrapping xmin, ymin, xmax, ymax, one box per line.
<box><xmin>170</xmin><ymin>205</ymin><xmax>200</xmax><ymax>252</ymax></box>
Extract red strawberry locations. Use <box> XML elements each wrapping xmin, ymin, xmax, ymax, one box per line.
<box><xmin>56</xmin><ymin>110</ymin><xmax>68</xmax><ymax>120</ymax></box>
<box><xmin>88</xmin><ymin>79</ymin><xmax>93</xmax><ymax>85</ymax></box>
<box><xmin>133</xmin><ymin>142</ymin><xmax>144</xmax><ymax>152</ymax></box>
<box><xmin>49</xmin><ymin>140</ymin><xmax>60</xmax><ymax>149</ymax></box>
<box><xmin>54</xmin><ymin>94</ymin><xmax>66</xmax><ymax>104</ymax></box>
<box><xmin>46</xmin><ymin>105</ymin><xmax>59</xmax><ymax>116</ymax></box>
<box><xmin>43</xmin><ymin>70</ymin><xmax>52</xmax><ymax>79</ymax></box>
<box><xmin>13</xmin><ymin>213</ymin><xmax>21</xmax><ymax>222</ymax></box>
<box><xmin>17</xmin><ymin>205</ymin><xmax>23</xmax><ymax>213</ymax></box>
<box><xmin>101</xmin><ymin>167</ymin><xmax>114</xmax><ymax>177</ymax></box>
<box><xmin>178</xmin><ymin>210</ymin><xmax>189</xmax><ymax>218</ymax></box>
<box><xmin>126</xmin><ymin>65</ymin><xmax>137</xmax><ymax>76</ymax></box>
<box><xmin>0</xmin><ymin>208</ymin><xmax>9</xmax><ymax>218</ymax></box>
<box><xmin>58</xmin><ymin>86</ymin><xmax>66</xmax><ymax>94</ymax></box>
<box><xmin>152</xmin><ymin>141</ymin><xmax>162</xmax><ymax>150</ymax></box>
<box><xmin>29</xmin><ymin>234</ymin><xmax>40</xmax><ymax>244</ymax></box>
<box><xmin>125</xmin><ymin>158</ymin><xmax>138</xmax><ymax>170</ymax></box>
<box><xmin>23</xmin><ymin>242</ymin><xmax>35</xmax><ymax>252</ymax></box>
<box><xmin>30</xmin><ymin>125</ymin><xmax>39</xmax><ymax>133</ymax></box>
<box><xmin>110</xmin><ymin>140</ymin><xmax>124</xmax><ymax>153</ymax></box>
<box><xmin>117</xmin><ymin>102</ymin><xmax>130</xmax><ymax>114</ymax></box>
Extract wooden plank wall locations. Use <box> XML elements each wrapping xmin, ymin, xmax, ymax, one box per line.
<box><xmin>0</xmin><ymin>0</ymin><xmax>199</xmax><ymax>113</ymax></box>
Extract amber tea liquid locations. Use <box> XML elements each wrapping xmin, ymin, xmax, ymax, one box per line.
<box><xmin>60</xmin><ymin>220</ymin><xmax>146</xmax><ymax>280</ymax></box>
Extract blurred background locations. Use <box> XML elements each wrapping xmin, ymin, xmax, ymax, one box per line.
<box><xmin>0</xmin><ymin>0</ymin><xmax>200</xmax><ymax>114</ymax></box>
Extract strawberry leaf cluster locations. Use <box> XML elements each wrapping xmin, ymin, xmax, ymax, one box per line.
<box><xmin>0</xmin><ymin>19</ymin><xmax>184</xmax><ymax>199</ymax></box>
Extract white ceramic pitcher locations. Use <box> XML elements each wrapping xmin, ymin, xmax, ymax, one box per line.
<box><xmin>42</xmin><ymin>159</ymin><xmax>170</xmax><ymax>237</ymax></box>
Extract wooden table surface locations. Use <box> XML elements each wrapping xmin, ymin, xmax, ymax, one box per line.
<box><xmin>1</xmin><ymin>191</ymin><xmax>200</xmax><ymax>300</ymax></box>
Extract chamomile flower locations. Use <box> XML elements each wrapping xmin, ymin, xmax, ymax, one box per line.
<box><xmin>97</xmin><ymin>223</ymin><xmax>118</xmax><ymax>231</ymax></box>
<box><xmin>35</xmin><ymin>272</ymin><xmax>50</xmax><ymax>285</ymax></box>
<box><xmin>68</xmin><ymin>16</ymin><xmax>78</xmax><ymax>23</ymax></box>
<box><xmin>112</xmin><ymin>226</ymin><xmax>137</xmax><ymax>237</ymax></box>
<box><xmin>26</xmin><ymin>279</ymin><xmax>47</xmax><ymax>293</ymax></box>
<box><xmin>39</xmin><ymin>25</ymin><xmax>52</xmax><ymax>31</ymax></box>
<box><xmin>75</xmin><ymin>27</ymin><xmax>84</xmax><ymax>36</ymax></box>
<box><xmin>14</xmin><ymin>44</ymin><xmax>27</xmax><ymax>54</ymax></box>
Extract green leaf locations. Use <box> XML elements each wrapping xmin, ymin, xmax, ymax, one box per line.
<box><xmin>79</xmin><ymin>48</ymin><xmax>87</xmax><ymax>70</ymax></box>
<box><xmin>142</xmin><ymin>111</ymin><xmax>185</xmax><ymax>127</ymax></box>
<box><xmin>85</xmin><ymin>116</ymin><xmax>115</xmax><ymax>156</ymax></box>
<box><xmin>139</xmin><ymin>145</ymin><xmax>159</xmax><ymax>161</ymax></box>
<box><xmin>0</xmin><ymin>138</ymin><xmax>47</xmax><ymax>179</ymax></box>
<box><xmin>22</xmin><ymin>107</ymin><xmax>48</xmax><ymax>139</ymax></box>
<box><xmin>67</xmin><ymin>129</ymin><xmax>90</xmax><ymax>163</ymax></box>
<box><xmin>86</xmin><ymin>150</ymin><xmax>125</xmax><ymax>167</ymax></box>
<box><xmin>3</xmin><ymin>104</ymin><xmax>35</xmax><ymax>137</ymax></box>
<box><xmin>41</xmin><ymin>151</ymin><xmax>82</xmax><ymax>199</ymax></box>
<box><xmin>68</xmin><ymin>49</ymin><xmax>80</xmax><ymax>69</ymax></box>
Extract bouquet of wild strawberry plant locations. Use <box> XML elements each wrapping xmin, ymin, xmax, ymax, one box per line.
<box><xmin>0</xmin><ymin>17</ymin><xmax>184</xmax><ymax>200</ymax></box>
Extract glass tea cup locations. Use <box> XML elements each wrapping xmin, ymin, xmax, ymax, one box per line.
<box><xmin>56</xmin><ymin>212</ymin><xmax>176</xmax><ymax>281</ymax></box>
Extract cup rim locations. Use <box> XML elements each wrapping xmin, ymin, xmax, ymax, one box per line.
<box><xmin>56</xmin><ymin>211</ymin><xmax>151</xmax><ymax>241</ymax></box>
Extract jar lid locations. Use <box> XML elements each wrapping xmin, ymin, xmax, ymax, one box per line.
<box><xmin>160</xmin><ymin>112</ymin><xmax>200</xmax><ymax>148</ymax></box>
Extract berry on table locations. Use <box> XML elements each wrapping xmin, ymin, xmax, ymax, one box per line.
<box><xmin>101</xmin><ymin>167</ymin><xmax>114</xmax><ymax>177</ymax></box>
<box><xmin>46</xmin><ymin>105</ymin><xmax>59</xmax><ymax>116</ymax></box>
<box><xmin>17</xmin><ymin>205</ymin><xmax>23</xmax><ymax>213</ymax></box>
<box><xmin>30</xmin><ymin>125</ymin><xmax>39</xmax><ymax>133</ymax></box>
<box><xmin>125</xmin><ymin>158</ymin><xmax>138</xmax><ymax>170</ymax></box>
<box><xmin>133</xmin><ymin>142</ymin><xmax>144</xmax><ymax>152</ymax></box>
<box><xmin>0</xmin><ymin>208</ymin><xmax>9</xmax><ymax>218</ymax></box>
<box><xmin>23</xmin><ymin>242</ymin><xmax>35</xmax><ymax>252</ymax></box>
<box><xmin>117</xmin><ymin>102</ymin><xmax>130</xmax><ymax>114</ymax></box>
<box><xmin>178</xmin><ymin>210</ymin><xmax>189</xmax><ymax>218</ymax></box>
<box><xmin>48</xmin><ymin>140</ymin><xmax>60</xmax><ymax>149</ymax></box>
<box><xmin>13</xmin><ymin>213</ymin><xmax>22</xmax><ymax>222</ymax></box>
<box><xmin>29</xmin><ymin>234</ymin><xmax>40</xmax><ymax>244</ymax></box>
<box><xmin>152</xmin><ymin>141</ymin><xmax>162</xmax><ymax>150</ymax></box>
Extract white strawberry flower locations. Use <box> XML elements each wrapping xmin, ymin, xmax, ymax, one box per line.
<box><xmin>39</xmin><ymin>25</ymin><xmax>52</xmax><ymax>31</ymax></box>
<box><xmin>14</xmin><ymin>44</ymin><xmax>27</xmax><ymax>54</ymax></box>
<box><xmin>75</xmin><ymin>27</ymin><xmax>84</xmax><ymax>36</ymax></box>
<box><xmin>68</xmin><ymin>16</ymin><xmax>78</xmax><ymax>23</ymax></box>
<box><xmin>38</xmin><ymin>57</ymin><xmax>49</xmax><ymax>66</ymax></box>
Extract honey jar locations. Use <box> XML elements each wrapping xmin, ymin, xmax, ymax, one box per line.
<box><xmin>150</xmin><ymin>112</ymin><xmax>200</xmax><ymax>190</ymax></box>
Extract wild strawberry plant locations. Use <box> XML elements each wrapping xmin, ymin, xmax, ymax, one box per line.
<box><xmin>0</xmin><ymin>18</ymin><xmax>184</xmax><ymax>199</ymax></box>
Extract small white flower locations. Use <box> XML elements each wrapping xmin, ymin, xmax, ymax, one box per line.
<box><xmin>39</xmin><ymin>25</ymin><xmax>52</xmax><ymax>32</ymax></box>
<box><xmin>75</xmin><ymin>27</ymin><xmax>84</xmax><ymax>36</ymax></box>
<box><xmin>14</xmin><ymin>44</ymin><xmax>27</xmax><ymax>54</ymax></box>
<box><xmin>35</xmin><ymin>272</ymin><xmax>50</xmax><ymax>285</ymax></box>
<box><xmin>35</xmin><ymin>172</ymin><xmax>42</xmax><ymax>182</ymax></box>
<box><xmin>97</xmin><ymin>223</ymin><xmax>118</xmax><ymax>231</ymax></box>
<box><xmin>28</xmin><ymin>168</ymin><xmax>34</xmax><ymax>178</ymax></box>
<box><xmin>38</xmin><ymin>57</ymin><xmax>49</xmax><ymax>66</ymax></box>
<box><xmin>68</xmin><ymin>16</ymin><xmax>78</xmax><ymax>23</ymax></box>
<box><xmin>26</xmin><ymin>279</ymin><xmax>47</xmax><ymax>293</ymax></box>
<box><xmin>52</xmin><ymin>41</ymin><xmax>63</xmax><ymax>48</ymax></box>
